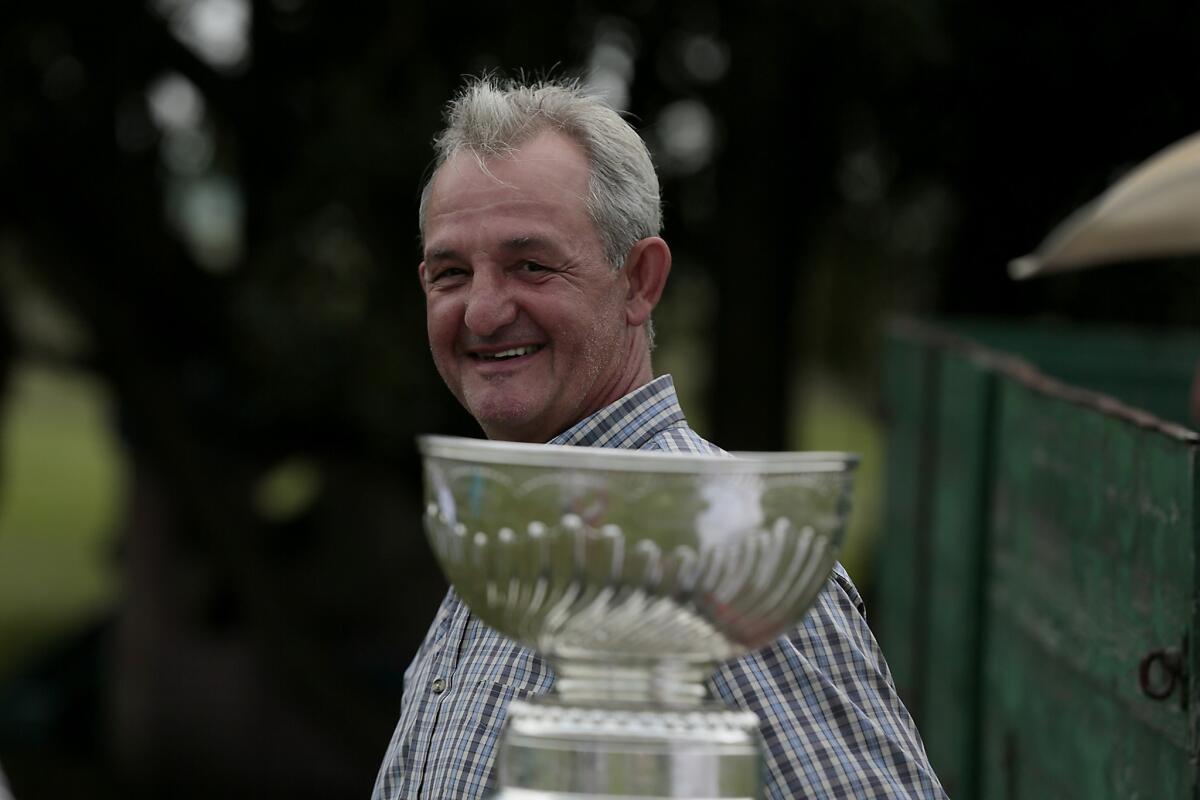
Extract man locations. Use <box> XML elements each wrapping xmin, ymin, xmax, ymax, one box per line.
<box><xmin>372</xmin><ymin>76</ymin><xmax>946</xmax><ymax>799</ymax></box>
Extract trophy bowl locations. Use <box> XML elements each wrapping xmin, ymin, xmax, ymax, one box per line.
<box><xmin>418</xmin><ymin>434</ymin><xmax>858</xmax><ymax>798</ymax></box>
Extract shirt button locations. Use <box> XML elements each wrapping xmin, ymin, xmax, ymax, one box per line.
<box><xmin>431</xmin><ymin>677</ymin><xmax>447</xmax><ymax>695</ymax></box>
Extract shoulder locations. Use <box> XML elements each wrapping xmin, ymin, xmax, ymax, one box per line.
<box><xmin>830</xmin><ymin>561</ymin><xmax>867</xmax><ymax>618</ymax></box>
<box><xmin>709</xmin><ymin>572</ymin><xmax>945</xmax><ymax>797</ymax></box>
<box><xmin>640</xmin><ymin>422</ymin><xmax>725</xmax><ymax>455</ymax></box>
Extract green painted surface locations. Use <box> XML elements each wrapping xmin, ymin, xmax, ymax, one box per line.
<box><xmin>875</xmin><ymin>335</ymin><xmax>934</xmax><ymax>707</ymax></box>
<box><xmin>982</xmin><ymin>379</ymin><xmax>1195</xmax><ymax>798</ymax></box>
<box><xmin>878</xmin><ymin>318</ymin><xmax>1199</xmax><ymax>799</ymax></box>
<box><xmin>953</xmin><ymin>319</ymin><xmax>1200</xmax><ymax>427</ymax></box>
<box><xmin>982</xmin><ymin>611</ymin><xmax>1192</xmax><ymax>800</ymax></box>
<box><xmin>920</xmin><ymin>352</ymin><xmax>995</xmax><ymax>798</ymax></box>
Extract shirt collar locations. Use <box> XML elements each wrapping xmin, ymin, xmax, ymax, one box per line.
<box><xmin>547</xmin><ymin>374</ymin><xmax>685</xmax><ymax>450</ymax></box>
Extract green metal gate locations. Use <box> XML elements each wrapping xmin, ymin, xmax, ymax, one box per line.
<box><xmin>875</xmin><ymin>317</ymin><xmax>1199</xmax><ymax>799</ymax></box>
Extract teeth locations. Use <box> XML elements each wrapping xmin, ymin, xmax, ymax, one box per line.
<box><xmin>481</xmin><ymin>345</ymin><xmax>539</xmax><ymax>361</ymax></box>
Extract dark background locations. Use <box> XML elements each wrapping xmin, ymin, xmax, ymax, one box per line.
<box><xmin>1</xmin><ymin>0</ymin><xmax>1198</xmax><ymax>797</ymax></box>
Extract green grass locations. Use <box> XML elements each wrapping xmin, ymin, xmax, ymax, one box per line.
<box><xmin>0</xmin><ymin>364</ymin><xmax>125</xmax><ymax>681</ymax></box>
<box><xmin>790</xmin><ymin>375</ymin><xmax>884</xmax><ymax>590</ymax></box>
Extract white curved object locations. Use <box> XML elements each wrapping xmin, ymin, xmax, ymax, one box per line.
<box><xmin>1010</xmin><ymin>130</ymin><xmax>1200</xmax><ymax>278</ymax></box>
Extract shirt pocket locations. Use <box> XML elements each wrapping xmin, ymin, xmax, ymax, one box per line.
<box><xmin>466</xmin><ymin>651</ymin><xmax>555</xmax><ymax>762</ymax></box>
<box><xmin>483</xmin><ymin>647</ymin><xmax>555</xmax><ymax>697</ymax></box>
<box><xmin>472</xmin><ymin>662</ymin><xmax>554</xmax><ymax>735</ymax></box>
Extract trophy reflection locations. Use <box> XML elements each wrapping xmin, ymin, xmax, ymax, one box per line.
<box><xmin>419</xmin><ymin>435</ymin><xmax>858</xmax><ymax>800</ymax></box>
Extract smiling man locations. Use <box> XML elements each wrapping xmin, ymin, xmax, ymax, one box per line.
<box><xmin>420</xmin><ymin>127</ymin><xmax>666</xmax><ymax>444</ymax></box>
<box><xmin>371</xmin><ymin>76</ymin><xmax>946</xmax><ymax>800</ymax></box>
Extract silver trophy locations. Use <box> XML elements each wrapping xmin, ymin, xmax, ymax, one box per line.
<box><xmin>419</xmin><ymin>435</ymin><xmax>858</xmax><ymax>799</ymax></box>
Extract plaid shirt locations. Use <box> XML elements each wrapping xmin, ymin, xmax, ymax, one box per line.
<box><xmin>372</xmin><ymin>375</ymin><xmax>945</xmax><ymax>799</ymax></box>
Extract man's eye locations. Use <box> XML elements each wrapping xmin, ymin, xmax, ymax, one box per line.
<box><xmin>432</xmin><ymin>267</ymin><xmax>467</xmax><ymax>282</ymax></box>
<box><xmin>521</xmin><ymin>261</ymin><xmax>550</xmax><ymax>273</ymax></box>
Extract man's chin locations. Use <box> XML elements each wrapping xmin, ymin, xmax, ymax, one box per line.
<box><xmin>466</xmin><ymin>396</ymin><xmax>550</xmax><ymax>443</ymax></box>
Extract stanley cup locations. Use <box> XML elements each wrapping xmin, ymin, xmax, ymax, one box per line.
<box><xmin>418</xmin><ymin>435</ymin><xmax>859</xmax><ymax>799</ymax></box>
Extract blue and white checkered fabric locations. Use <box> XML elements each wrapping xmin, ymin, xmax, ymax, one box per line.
<box><xmin>371</xmin><ymin>375</ymin><xmax>945</xmax><ymax>799</ymax></box>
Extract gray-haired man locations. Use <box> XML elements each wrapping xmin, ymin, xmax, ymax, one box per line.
<box><xmin>371</xmin><ymin>76</ymin><xmax>946</xmax><ymax>800</ymax></box>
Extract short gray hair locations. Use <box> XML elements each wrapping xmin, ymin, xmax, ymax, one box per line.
<box><xmin>418</xmin><ymin>75</ymin><xmax>662</xmax><ymax>268</ymax></box>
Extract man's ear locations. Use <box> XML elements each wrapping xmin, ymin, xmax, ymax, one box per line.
<box><xmin>418</xmin><ymin>261</ymin><xmax>429</xmax><ymax>293</ymax></box>
<box><xmin>622</xmin><ymin>237</ymin><xmax>671</xmax><ymax>327</ymax></box>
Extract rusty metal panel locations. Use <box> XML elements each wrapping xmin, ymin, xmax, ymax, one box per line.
<box><xmin>981</xmin><ymin>375</ymin><xmax>1197</xmax><ymax>799</ymax></box>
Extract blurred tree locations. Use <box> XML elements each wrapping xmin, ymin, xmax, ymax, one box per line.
<box><xmin>0</xmin><ymin>1</ymin><xmax>582</xmax><ymax>797</ymax></box>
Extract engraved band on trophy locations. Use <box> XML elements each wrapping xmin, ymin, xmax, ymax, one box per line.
<box><xmin>419</xmin><ymin>435</ymin><xmax>858</xmax><ymax>800</ymax></box>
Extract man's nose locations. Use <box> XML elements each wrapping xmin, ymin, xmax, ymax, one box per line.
<box><xmin>462</xmin><ymin>273</ymin><xmax>517</xmax><ymax>336</ymax></box>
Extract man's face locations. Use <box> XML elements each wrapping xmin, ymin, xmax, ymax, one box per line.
<box><xmin>420</xmin><ymin>131</ymin><xmax>642</xmax><ymax>442</ymax></box>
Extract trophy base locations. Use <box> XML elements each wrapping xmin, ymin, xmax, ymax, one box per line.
<box><xmin>494</xmin><ymin>698</ymin><xmax>763</xmax><ymax>799</ymax></box>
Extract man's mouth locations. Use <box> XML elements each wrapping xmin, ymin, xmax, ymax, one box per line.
<box><xmin>472</xmin><ymin>345</ymin><xmax>544</xmax><ymax>362</ymax></box>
